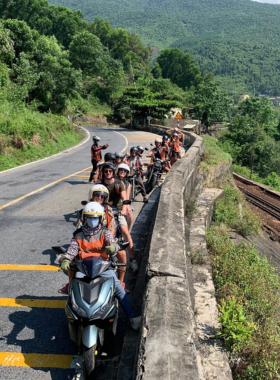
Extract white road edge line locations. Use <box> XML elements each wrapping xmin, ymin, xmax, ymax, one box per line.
<box><xmin>0</xmin><ymin>129</ymin><xmax>129</xmax><ymax>210</ymax></box>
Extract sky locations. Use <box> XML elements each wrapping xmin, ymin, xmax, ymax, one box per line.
<box><xmin>252</xmin><ymin>0</ymin><xmax>280</xmax><ymax>3</ymax></box>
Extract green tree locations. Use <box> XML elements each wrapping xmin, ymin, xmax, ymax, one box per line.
<box><xmin>190</xmin><ymin>80</ymin><xmax>230</xmax><ymax>129</ymax></box>
<box><xmin>0</xmin><ymin>22</ymin><xmax>14</xmax><ymax>63</ymax></box>
<box><xmin>157</xmin><ymin>48</ymin><xmax>202</xmax><ymax>90</ymax></box>
<box><xmin>69</xmin><ymin>31</ymin><xmax>105</xmax><ymax>76</ymax></box>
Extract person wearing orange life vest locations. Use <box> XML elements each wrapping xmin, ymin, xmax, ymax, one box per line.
<box><xmin>147</xmin><ymin>138</ymin><xmax>170</xmax><ymax>173</ymax></box>
<box><xmin>60</xmin><ymin>202</ymin><xmax>141</xmax><ymax>330</ymax></box>
<box><xmin>96</xmin><ymin>162</ymin><xmax>139</xmax><ymax>273</ymax></box>
<box><xmin>89</xmin><ymin>136</ymin><xmax>109</xmax><ymax>183</ymax></box>
<box><xmin>87</xmin><ymin>184</ymin><xmax>128</xmax><ymax>291</ymax></box>
<box><xmin>116</xmin><ymin>163</ymin><xmax>133</xmax><ymax>232</ymax></box>
<box><xmin>94</xmin><ymin>152</ymin><xmax>116</xmax><ymax>182</ymax></box>
<box><xmin>170</xmin><ymin>132</ymin><xmax>183</xmax><ymax>166</ymax></box>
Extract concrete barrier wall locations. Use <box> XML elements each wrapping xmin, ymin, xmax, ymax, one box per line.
<box><xmin>136</xmin><ymin>125</ymin><xmax>205</xmax><ymax>380</ymax></box>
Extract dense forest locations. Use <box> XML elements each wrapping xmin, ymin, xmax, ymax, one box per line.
<box><xmin>48</xmin><ymin>0</ymin><xmax>280</xmax><ymax>49</ymax></box>
<box><xmin>173</xmin><ymin>37</ymin><xmax>280</xmax><ymax>96</ymax></box>
<box><xmin>48</xmin><ymin>0</ymin><xmax>280</xmax><ymax>95</ymax></box>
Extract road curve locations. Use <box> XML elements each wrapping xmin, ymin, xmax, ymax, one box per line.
<box><xmin>0</xmin><ymin>126</ymin><xmax>161</xmax><ymax>379</ymax></box>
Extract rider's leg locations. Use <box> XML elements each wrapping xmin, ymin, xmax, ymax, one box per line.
<box><xmin>120</xmin><ymin>223</ymin><xmax>135</xmax><ymax>259</ymax></box>
<box><xmin>136</xmin><ymin>176</ymin><xmax>146</xmax><ymax>196</ymax></box>
<box><xmin>100</xmin><ymin>270</ymin><xmax>134</xmax><ymax>318</ymax></box>
<box><xmin>119</xmin><ymin>214</ymin><xmax>135</xmax><ymax>259</ymax></box>
<box><xmin>89</xmin><ymin>159</ymin><xmax>98</xmax><ymax>182</ymax></box>
<box><xmin>116</xmin><ymin>249</ymin><xmax>126</xmax><ymax>283</ymax></box>
<box><xmin>126</xmin><ymin>207</ymin><xmax>133</xmax><ymax>231</ymax></box>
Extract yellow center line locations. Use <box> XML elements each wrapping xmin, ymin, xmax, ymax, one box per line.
<box><xmin>0</xmin><ymin>298</ymin><xmax>66</xmax><ymax>308</ymax></box>
<box><xmin>0</xmin><ymin>264</ymin><xmax>59</xmax><ymax>271</ymax></box>
<box><xmin>0</xmin><ymin>166</ymin><xmax>92</xmax><ymax>211</ymax></box>
<box><xmin>0</xmin><ymin>352</ymin><xmax>73</xmax><ymax>368</ymax></box>
<box><xmin>0</xmin><ymin>129</ymin><xmax>129</xmax><ymax>211</ymax></box>
<box><xmin>71</xmin><ymin>175</ymin><xmax>89</xmax><ymax>178</ymax></box>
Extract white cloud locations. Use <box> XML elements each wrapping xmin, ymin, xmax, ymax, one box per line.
<box><xmin>252</xmin><ymin>0</ymin><xmax>280</xmax><ymax>4</ymax></box>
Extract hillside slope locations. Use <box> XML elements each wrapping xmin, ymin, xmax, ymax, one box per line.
<box><xmin>48</xmin><ymin>0</ymin><xmax>280</xmax><ymax>50</ymax></box>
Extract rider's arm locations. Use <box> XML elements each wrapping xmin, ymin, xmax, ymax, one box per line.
<box><xmin>120</xmin><ymin>187</ymin><xmax>129</xmax><ymax>215</ymax></box>
<box><xmin>61</xmin><ymin>237</ymin><xmax>79</xmax><ymax>262</ymax></box>
<box><xmin>104</xmin><ymin>229</ymin><xmax>119</xmax><ymax>253</ymax></box>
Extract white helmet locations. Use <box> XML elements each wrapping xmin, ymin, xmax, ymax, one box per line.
<box><xmin>117</xmin><ymin>163</ymin><xmax>130</xmax><ymax>173</ymax></box>
<box><xmin>82</xmin><ymin>202</ymin><xmax>104</xmax><ymax>220</ymax></box>
<box><xmin>155</xmin><ymin>138</ymin><xmax>161</xmax><ymax>144</ymax></box>
<box><xmin>92</xmin><ymin>135</ymin><xmax>100</xmax><ymax>142</ymax></box>
<box><xmin>88</xmin><ymin>184</ymin><xmax>109</xmax><ymax>202</ymax></box>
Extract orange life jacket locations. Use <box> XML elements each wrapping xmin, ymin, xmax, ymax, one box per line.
<box><xmin>150</xmin><ymin>147</ymin><xmax>166</xmax><ymax>162</ymax></box>
<box><xmin>171</xmin><ymin>140</ymin><xmax>181</xmax><ymax>153</ymax></box>
<box><xmin>91</xmin><ymin>145</ymin><xmax>102</xmax><ymax>162</ymax></box>
<box><xmin>74</xmin><ymin>227</ymin><xmax>108</xmax><ymax>261</ymax></box>
<box><xmin>104</xmin><ymin>205</ymin><xmax>114</xmax><ymax>230</ymax></box>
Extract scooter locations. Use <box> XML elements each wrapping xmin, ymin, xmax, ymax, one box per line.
<box><xmin>146</xmin><ymin>157</ymin><xmax>169</xmax><ymax>193</ymax></box>
<box><xmin>52</xmin><ymin>243</ymin><xmax>128</xmax><ymax>379</ymax></box>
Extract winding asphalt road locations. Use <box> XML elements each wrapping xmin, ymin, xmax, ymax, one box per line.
<box><xmin>0</xmin><ymin>126</ymin><xmax>160</xmax><ymax>379</ymax></box>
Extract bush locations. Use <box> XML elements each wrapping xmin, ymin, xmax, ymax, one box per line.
<box><xmin>207</xmin><ymin>226</ymin><xmax>280</xmax><ymax>379</ymax></box>
<box><xmin>212</xmin><ymin>186</ymin><xmax>261</xmax><ymax>236</ymax></box>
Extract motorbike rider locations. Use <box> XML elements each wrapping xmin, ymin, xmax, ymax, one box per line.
<box><xmin>147</xmin><ymin>138</ymin><xmax>170</xmax><ymax>173</ymax></box>
<box><xmin>162</xmin><ymin>135</ymin><xmax>171</xmax><ymax>169</ymax></box>
<box><xmin>95</xmin><ymin>152</ymin><xmax>116</xmax><ymax>182</ymax></box>
<box><xmin>116</xmin><ymin>163</ymin><xmax>133</xmax><ymax>231</ymax></box>
<box><xmin>115</xmin><ymin>151</ymin><xmax>125</xmax><ymax>166</ymax></box>
<box><xmin>89</xmin><ymin>136</ymin><xmax>109</xmax><ymax>182</ymax></box>
<box><xmin>126</xmin><ymin>146</ymin><xmax>148</xmax><ymax>203</ymax></box>
<box><xmin>97</xmin><ymin>162</ymin><xmax>139</xmax><ymax>272</ymax></box>
<box><xmin>170</xmin><ymin>132</ymin><xmax>183</xmax><ymax>166</ymax></box>
<box><xmin>137</xmin><ymin>145</ymin><xmax>144</xmax><ymax>156</ymax></box>
<box><xmin>88</xmin><ymin>185</ymin><xmax>128</xmax><ymax>290</ymax></box>
<box><xmin>59</xmin><ymin>202</ymin><xmax>141</xmax><ymax>330</ymax></box>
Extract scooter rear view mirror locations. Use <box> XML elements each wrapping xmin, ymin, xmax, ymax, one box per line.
<box><xmin>81</xmin><ymin>200</ymin><xmax>88</xmax><ymax>206</ymax></box>
<box><xmin>52</xmin><ymin>246</ymin><xmax>67</xmax><ymax>254</ymax></box>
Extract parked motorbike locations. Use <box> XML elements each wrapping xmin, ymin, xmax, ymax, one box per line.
<box><xmin>52</xmin><ymin>243</ymin><xmax>129</xmax><ymax>379</ymax></box>
<box><xmin>127</xmin><ymin>165</ymin><xmax>148</xmax><ymax>201</ymax></box>
<box><xmin>146</xmin><ymin>157</ymin><xmax>169</xmax><ymax>193</ymax></box>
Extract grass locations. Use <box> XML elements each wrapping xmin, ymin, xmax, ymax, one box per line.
<box><xmin>200</xmin><ymin>135</ymin><xmax>231</xmax><ymax>173</ymax></box>
<box><xmin>200</xmin><ymin>140</ymin><xmax>280</xmax><ymax>378</ymax></box>
<box><xmin>0</xmin><ymin>103</ymin><xmax>85</xmax><ymax>171</ymax></box>
<box><xmin>206</xmin><ymin>188</ymin><xmax>280</xmax><ymax>379</ymax></box>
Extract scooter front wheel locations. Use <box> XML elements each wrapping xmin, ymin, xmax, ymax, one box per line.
<box><xmin>83</xmin><ymin>344</ymin><xmax>97</xmax><ymax>379</ymax></box>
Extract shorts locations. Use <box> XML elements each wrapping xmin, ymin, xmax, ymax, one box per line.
<box><xmin>118</xmin><ymin>213</ymin><xmax>128</xmax><ymax>227</ymax></box>
<box><xmin>171</xmin><ymin>152</ymin><xmax>180</xmax><ymax>158</ymax></box>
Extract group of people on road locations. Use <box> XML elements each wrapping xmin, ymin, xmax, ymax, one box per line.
<box><xmin>58</xmin><ymin>127</ymin><xmax>185</xmax><ymax>330</ymax></box>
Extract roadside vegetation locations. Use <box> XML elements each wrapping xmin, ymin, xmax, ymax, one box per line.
<box><xmin>206</xmin><ymin>186</ymin><xmax>280</xmax><ymax>379</ymax></box>
<box><xmin>0</xmin><ymin>101</ymin><xmax>84</xmax><ymax>170</ymax></box>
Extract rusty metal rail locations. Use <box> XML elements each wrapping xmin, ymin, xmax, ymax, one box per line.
<box><xmin>238</xmin><ymin>186</ymin><xmax>280</xmax><ymax>221</ymax></box>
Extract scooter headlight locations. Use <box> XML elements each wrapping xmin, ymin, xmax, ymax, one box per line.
<box><xmin>90</xmin><ymin>289</ymin><xmax>112</xmax><ymax>319</ymax></box>
<box><xmin>71</xmin><ymin>292</ymin><xmax>87</xmax><ymax>318</ymax></box>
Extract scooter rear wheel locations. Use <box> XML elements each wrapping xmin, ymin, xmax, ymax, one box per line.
<box><xmin>83</xmin><ymin>344</ymin><xmax>97</xmax><ymax>379</ymax></box>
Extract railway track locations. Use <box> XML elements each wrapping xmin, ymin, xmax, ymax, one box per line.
<box><xmin>238</xmin><ymin>186</ymin><xmax>280</xmax><ymax>221</ymax></box>
<box><xmin>233</xmin><ymin>172</ymin><xmax>280</xmax><ymax>241</ymax></box>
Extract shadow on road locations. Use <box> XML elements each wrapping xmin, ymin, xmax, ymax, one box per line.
<box><xmin>5</xmin><ymin>295</ymin><xmax>77</xmax><ymax>380</ymax></box>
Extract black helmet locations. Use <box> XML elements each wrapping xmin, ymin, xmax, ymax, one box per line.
<box><xmin>101</xmin><ymin>162</ymin><xmax>115</xmax><ymax>172</ymax></box>
<box><xmin>130</xmin><ymin>146</ymin><xmax>138</xmax><ymax>154</ymax></box>
<box><xmin>115</xmin><ymin>151</ymin><xmax>125</xmax><ymax>158</ymax></box>
<box><xmin>163</xmin><ymin>135</ymin><xmax>169</xmax><ymax>140</ymax></box>
<box><xmin>104</xmin><ymin>152</ymin><xmax>116</xmax><ymax>162</ymax></box>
